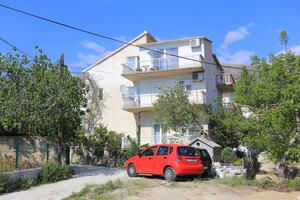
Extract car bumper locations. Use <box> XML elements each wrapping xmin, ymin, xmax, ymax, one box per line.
<box><xmin>174</xmin><ymin>162</ymin><xmax>204</xmax><ymax>175</ymax></box>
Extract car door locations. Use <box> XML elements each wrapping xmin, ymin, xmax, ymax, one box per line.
<box><xmin>153</xmin><ymin>145</ymin><xmax>170</xmax><ymax>175</ymax></box>
<box><xmin>136</xmin><ymin>146</ymin><xmax>157</xmax><ymax>174</ymax></box>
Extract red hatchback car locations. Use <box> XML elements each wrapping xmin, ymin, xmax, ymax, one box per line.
<box><xmin>125</xmin><ymin>144</ymin><xmax>204</xmax><ymax>181</ymax></box>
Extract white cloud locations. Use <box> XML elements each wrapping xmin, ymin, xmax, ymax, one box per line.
<box><xmin>218</xmin><ymin>48</ymin><xmax>254</xmax><ymax>64</ymax></box>
<box><xmin>276</xmin><ymin>44</ymin><xmax>300</xmax><ymax>55</ymax></box>
<box><xmin>71</xmin><ymin>41</ymin><xmax>111</xmax><ymax>70</ymax></box>
<box><xmin>290</xmin><ymin>45</ymin><xmax>300</xmax><ymax>55</ymax></box>
<box><xmin>218</xmin><ymin>23</ymin><xmax>254</xmax><ymax>64</ymax></box>
<box><xmin>223</xmin><ymin>23</ymin><xmax>253</xmax><ymax>48</ymax></box>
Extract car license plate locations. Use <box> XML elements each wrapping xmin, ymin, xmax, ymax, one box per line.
<box><xmin>187</xmin><ymin>158</ymin><xmax>197</xmax><ymax>163</ymax></box>
<box><xmin>204</xmin><ymin>166</ymin><xmax>208</xmax><ymax>169</ymax></box>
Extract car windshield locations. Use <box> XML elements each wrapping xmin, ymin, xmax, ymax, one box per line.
<box><xmin>177</xmin><ymin>147</ymin><xmax>196</xmax><ymax>156</ymax></box>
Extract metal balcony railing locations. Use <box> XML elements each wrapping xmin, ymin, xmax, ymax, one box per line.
<box><xmin>122</xmin><ymin>55</ymin><xmax>203</xmax><ymax>74</ymax></box>
<box><xmin>122</xmin><ymin>90</ymin><xmax>207</xmax><ymax>109</ymax></box>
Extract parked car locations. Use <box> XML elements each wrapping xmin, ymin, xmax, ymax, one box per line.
<box><xmin>196</xmin><ymin>148</ymin><xmax>212</xmax><ymax>176</ymax></box>
<box><xmin>125</xmin><ymin>144</ymin><xmax>204</xmax><ymax>181</ymax></box>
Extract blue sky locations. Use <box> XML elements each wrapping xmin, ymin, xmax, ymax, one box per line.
<box><xmin>0</xmin><ymin>0</ymin><xmax>300</xmax><ymax>74</ymax></box>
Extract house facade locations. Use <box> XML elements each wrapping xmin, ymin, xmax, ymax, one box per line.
<box><xmin>82</xmin><ymin>31</ymin><xmax>236</xmax><ymax>146</ymax></box>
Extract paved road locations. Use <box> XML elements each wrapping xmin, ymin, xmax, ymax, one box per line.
<box><xmin>0</xmin><ymin>166</ymin><xmax>127</xmax><ymax>200</ymax></box>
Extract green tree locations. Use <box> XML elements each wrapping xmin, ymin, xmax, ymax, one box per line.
<box><xmin>234</xmin><ymin>52</ymin><xmax>300</xmax><ymax>164</ymax></box>
<box><xmin>280</xmin><ymin>31</ymin><xmax>289</xmax><ymax>50</ymax></box>
<box><xmin>153</xmin><ymin>85</ymin><xmax>206</xmax><ymax>140</ymax></box>
<box><xmin>0</xmin><ymin>50</ymin><xmax>87</xmax><ymax>164</ymax></box>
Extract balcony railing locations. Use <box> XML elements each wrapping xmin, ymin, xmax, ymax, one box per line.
<box><xmin>223</xmin><ymin>102</ymin><xmax>236</xmax><ymax>111</ymax></box>
<box><xmin>122</xmin><ymin>90</ymin><xmax>207</xmax><ymax>110</ymax></box>
<box><xmin>122</xmin><ymin>55</ymin><xmax>203</xmax><ymax>74</ymax></box>
<box><xmin>216</xmin><ymin>74</ymin><xmax>235</xmax><ymax>86</ymax></box>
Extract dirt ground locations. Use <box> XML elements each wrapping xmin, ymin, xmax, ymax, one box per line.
<box><xmin>120</xmin><ymin>178</ymin><xmax>300</xmax><ymax>200</ymax></box>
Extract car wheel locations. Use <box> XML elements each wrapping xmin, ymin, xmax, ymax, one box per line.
<box><xmin>164</xmin><ymin>167</ymin><xmax>176</xmax><ymax>181</ymax></box>
<box><xmin>127</xmin><ymin>164</ymin><xmax>138</xmax><ymax>177</ymax></box>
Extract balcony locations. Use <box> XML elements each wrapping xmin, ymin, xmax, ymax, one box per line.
<box><xmin>122</xmin><ymin>55</ymin><xmax>204</xmax><ymax>81</ymax></box>
<box><xmin>122</xmin><ymin>89</ymin><xmax>207</xmax><ymax>113</ymax></box>
<box><xmin>216</xmin><ymin>74</ymin><xmax>235</xmax><ymax>92</ymax></box>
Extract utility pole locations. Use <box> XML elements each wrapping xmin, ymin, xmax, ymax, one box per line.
<box><xmin>58</xmin><ymin>53</ymin><xmax>64</xmax><ymax>165</ymax></box>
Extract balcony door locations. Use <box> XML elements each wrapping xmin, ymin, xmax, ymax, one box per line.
<box><xmin>166</xmin><ymin>48</ymin><xmax>178</xmax><ymax>69</ymax></box>
<box><xmin>153</xmin><ymin>124</ymin><xmax>166</xmax><ymax>144</ymax></box>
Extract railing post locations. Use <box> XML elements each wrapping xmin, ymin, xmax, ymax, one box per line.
<box><xmin>46</xmin><ymin>143</ymin><xmax>49</xmax><ymax>162</ymax></box>
<box><xmin>15</xmin><ymin>143</ymin><xmax>19</xmax><ymax>169</ymax></box>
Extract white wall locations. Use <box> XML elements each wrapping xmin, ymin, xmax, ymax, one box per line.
<box><xmin>85</xmin><ymin>34</ymin><xmax>155</xmax><ymax>137</ymax></box>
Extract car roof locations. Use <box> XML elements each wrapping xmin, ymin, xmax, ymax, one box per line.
<box><xmin>147</xmin><ymin>144</ymin><xmax>192</xmax><ymax>148</ymax></box>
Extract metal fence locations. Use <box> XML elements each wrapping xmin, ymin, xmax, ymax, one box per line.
<box><xmin>0</xmin><ymin>136</ymin><xmax>58</xmax><ymax>172</ymax></box>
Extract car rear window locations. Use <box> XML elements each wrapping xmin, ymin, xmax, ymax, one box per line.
<box><xmin>177</xmin><ymin>147</ymin><xmax>196</xmax><ymax>156</ymax></box>
<box><xmin>196</xmin><ymin>149</ymin><xmax>210</xmax><ymax>158</ymax></box>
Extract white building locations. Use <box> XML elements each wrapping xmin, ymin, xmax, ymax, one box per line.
<box><xmin>82</xmin><ymin>31</ymin><xmax>236</xmax><ymax>145</ymax></box>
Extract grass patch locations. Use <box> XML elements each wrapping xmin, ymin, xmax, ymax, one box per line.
<box><xmin>216</xmin><ymin>177</ymin><xmax>272</xmax><ymax>188</ymax></box>
<box><xmin>65</xmin><ymin>179</ymin><xmax>160</xmax><ymax>200</ymax></box>
<box><xmin>286</xmin><ymin>178</ymin><xmax>300</xmax><ymax>191</ymax></box>
<box><xmin>0</xmin><ymin>162</ymin><xmax>74</xmax><ymax>195</ymax></box>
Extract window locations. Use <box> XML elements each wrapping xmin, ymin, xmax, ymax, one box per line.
<box><xmin>177</xmin><ymin>147</ymin><xmax>196</xmax><ymax>156</ymax></box>
<box><xmin>185</xmin><ymin>85</ymin><xmax>191</xmax><ymax>96</ymax></box>
<box><xmin>157</xmin><ymin>146</ymin><xmax>169</xmax><ymax>156</ymax></box>
<box><xmin>126</xmin><ymin>56</ymin><xmax>139</xmax><ymax>69</ymax></box>
<box><xmin>141</xmin><ymin>146</ymin><xmax>157</xmax><ymax>157</ymax></box>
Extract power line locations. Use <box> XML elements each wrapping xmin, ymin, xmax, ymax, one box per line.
<box><xmin>0</xmin><ymin>35</ymin><xmax>34</xmax><ymax>59</ymax></box>
<box><xmin>0</xmin><ymin>3</ymin><xmax>219</xmax><ymax>67</ymax></box>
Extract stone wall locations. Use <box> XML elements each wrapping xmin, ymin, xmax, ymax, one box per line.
<box><xmin>0</xmin><ymin>136</ymin><xmax>58</xmax><ymax>172</ymax></box>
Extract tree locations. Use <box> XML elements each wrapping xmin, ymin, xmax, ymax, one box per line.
<box><xmin>79</xmin><ymin>72</ymin><xmax>103</xmax><ymax>135</ymax></box>
<box><xmin>280</xmin><ymin>31</ymin><xmax>289</xmax><ymax>50</ymax></box>
<box><xmin>206</xmin><ymin>103</ymin><xmax>245</xmax><ymax>148</ymax></box>
<box><xmin>153</xmin><ymin>85</ymin><xmax>206</xmax><ymax>141</ymax></box>
<box><xmin>234</xmin><ymin>51</ymin><xmax>300</xmax><ymax>178</ymax></box>
<box><xmin>0</xmin><ymin>49</ymin><xmax>87</xmax><ymax>164</ymax></box>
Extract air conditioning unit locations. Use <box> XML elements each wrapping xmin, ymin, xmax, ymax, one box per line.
<box><xmin>190</xmin><ymin>38</ymin><xmax>201</xmax><ymax>47</ymax></box>
<box><xmin>192</xmin><ymin>72</ymin><xmax>204</xmax><ymax>81</ymax></box>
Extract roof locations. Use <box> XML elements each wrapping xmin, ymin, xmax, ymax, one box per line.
<box><xmin>82</xmin><ymin>31</ymin><xmax>157</xmax><ymax>72</ymax></box>
<box><xmin>189</xmin><ymin>137</ymin><xmax>221</xmax><ymax>148</ymax></box>
<box><xmin>139</xmin><ymin>36</ymin><xmax>212</xmax><ymax>48</ymax></box>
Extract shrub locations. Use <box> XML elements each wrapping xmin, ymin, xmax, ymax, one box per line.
<box><xmin>0</xmin><ymin>173</ymin><xmax>12</xmax><ymax>194</ymax></box>
<box><xmin>287</xmin><ymin>178</ymin><xmax>300</xmax><ymax>191</ymax></box>
<box><xmin>38</xmin><ymin>161</ymin><xmax>73</xmax><ymax>183</ymax></box>
<box><xmin>233</xmin><ymin>159</ymin><xmax>243</xmax><ymax>166</ymax></box>
<box><xmin>221</xmin><ymin>147</ymin><xmax>238</xmax><ymax>165</ymax></box>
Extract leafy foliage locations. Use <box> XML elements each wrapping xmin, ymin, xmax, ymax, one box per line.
<box><xmin>153</xmin><ymin>85</ymin><xmax>206</xmax><ymax>134</ymax></box>
<box><xmin>0</xmin><ymin>50</ymin><xmax>86</xmax><ymax>143</ymax></box>
<box><xmin>221</xmin><ymin>147</ymin><xmax>238</xmax><ymax>164</ymax></box>
<box><xmin>38</xmin><ymin>161</ymin><xmax>73</xmax><ymax>183</ymax></box>
<box><xmin>81</xmin><ymin>125</ymin><xmax>123</xmax><ymax>166</ymax></box>
<box><xmin>234</xmin><ymin>51</ymin><xmax>300</xmax><ymax>162</ymax></box>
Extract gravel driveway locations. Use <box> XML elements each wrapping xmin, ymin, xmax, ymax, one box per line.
<box><xmin>0</xmin><ymin>165</ymin><xmax>127</xmax><ymax>200</ymax></box>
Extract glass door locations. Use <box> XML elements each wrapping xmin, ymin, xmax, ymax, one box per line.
<box><xmin>166</xmin><ymin>48</ymin><xmax>178</xmax><ymax>69</ymax></box>
<box><xmin>153</xmin><ymin>124</ymin><xmax>162</xmax><ymax>144</ymax></box>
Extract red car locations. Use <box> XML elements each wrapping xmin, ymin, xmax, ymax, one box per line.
<box><xmin>125</xmin><ymin>144</ymin><xmax>204</xmax><ymax>181</ymax></box>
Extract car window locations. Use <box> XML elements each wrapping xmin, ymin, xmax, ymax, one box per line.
<box><xmin>157</xmin><ymin>146</ymin><xmax>169</xmax><ymax>156</ymax></box>
<box><xmin>177</xmin><ymin>147</ymin><xmax>196</xmax><ymax>156</ymax></box>
<box><xmin>200</xmin><ymin>149</ymin><xmax>210</xmax><ymax>158</ymax></box>
<box><xmin>141</xmin><ymin>146</ymin><xmax>157</xmax><ymax>157</ymax></box>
